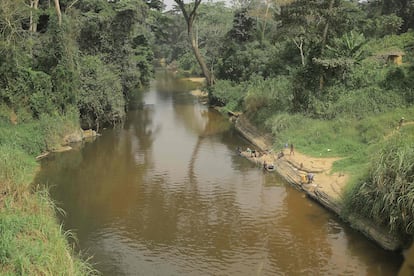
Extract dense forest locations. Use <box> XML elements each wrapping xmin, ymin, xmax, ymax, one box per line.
<box><xmin>0</xmin><ymin>0</ymin><xmax>413</xmax><ymax>274</ymax></box>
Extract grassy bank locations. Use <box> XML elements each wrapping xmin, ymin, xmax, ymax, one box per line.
<box><xmin>0</xmin><ymin>110</ymin><xmax>96</xmax><ymax>275</ymax></box>
<box><xmin>209</xmin><ymin>58</ymin><xmax>414</xmax><ymax>242</ymax></box>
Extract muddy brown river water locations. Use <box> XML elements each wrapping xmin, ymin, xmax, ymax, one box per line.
<box><xmin>35</xmin><ymin>73</ymin><xmax>403</xmax><ymax>275</ymax></box>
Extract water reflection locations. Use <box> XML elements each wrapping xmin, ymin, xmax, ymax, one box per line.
<box><xmin>35</xmin><ymin>74</ymin><xmax>402</xmax><ymax>275</ymax></box>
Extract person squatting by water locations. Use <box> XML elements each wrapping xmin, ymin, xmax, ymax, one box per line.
<box><xmin>307</xmin><ymin>173</ymin><xmax>314</xmax><ymax>184</ymax></box>
<box><xmin>301</xmin><ymin>173</ymin><xmax>315</xmax><ymax>184</ymax></box>
<box><xmin>277</xmin><ymin>151</ymin><xmax>284</xmax><ymax>159</ymax></box>
<box><xmin>398</xmin><ymin>117</ymin><xmax>405</xmax><ymax>130</ymax></box>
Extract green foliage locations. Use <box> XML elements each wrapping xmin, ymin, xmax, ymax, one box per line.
<box><xmin>78</xmin><ymin>55</ymin><xmax>125</xmax><ymax>129</ymax></box>
<box><xmin>0</xmin><ymin>145</ymin><xmax>37</xmax><ymax>187</ymax></box>
<box><xmin>76</xmin><ymin>0</ymin><xmax>154</xmax><ymax>91</ymax></box>
<box><xmin>384</xmin><ymin>66</ymin><xmax>414</xmax><ymax>104</ymax></box>
<box><xmin>244</xmin><ymin>76</ymin><xmax>293</xmax><ymax>114</ymax></box>
<box><xmin>227</xmin><ymin>8</ymin><xmax>256</xmax><ymax>43</ymax></box>
<box><xmin>0</xmin><ymin>110</ymin><xmax>94</xmax><ymax>274</ymax></box>
<box><xmin>0</xmin><ymin>110</ymin><xmax>79</xmax><ymax>158</ymax></box>
<box><xmin>363</xmin><ymin>14</ymin><xmax>403</xmax><ymax>38</ymax></box>
<box><xmin>0</xmin><ymin>187</ymin><xmax>98</xmax><ymax>275</ymax></box>
<box><xmin>343</xmin><ymin>134</ymin><xmax>414</xmax><ymax>238</ymax></box>
<box><xmin>218</xmin><ymin>41</ymin><xmax>280</xmax><ymax>82</ymax></box>
<box><xmin>178</xmin><ymin>51</ymin><xmax>202</xmax><ymax>76</ymax></box>
<box><xmin>345</xmin><ymin>58</ymin><xmax>389</xmax><ymax>89</ymax></box>
<box><xmin>309</xmin><ymin>86</ymin><xmax>406</xmax><ymax>119</ymax></box>
<box><xmin>363</xmin><ymin>31</ymin><xmax>414</xmax><ymax>57</ymax></box>
<box><xmin>209</xmin><ymin>80</ymin><xmax>247</xmax><ymax>113</ymax></box>
<box><xmin>264</xmin><ymin>113</ymin><xmax>363</xmax><ymax>158</ymax></box>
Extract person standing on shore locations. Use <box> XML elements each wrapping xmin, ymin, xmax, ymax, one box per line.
<box><xmin>290</xmin><ymin>143</ymin><xmax>294</xmax><ymax>156</ymax></box>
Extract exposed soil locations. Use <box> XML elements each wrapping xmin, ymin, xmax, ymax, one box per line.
<box><xmin>185</xmin><ymin>78</ymin><xmax>407</xmax><ymax>251</ymax></box>
<box><xmin>234</xmin><ymin>114</ymin><xmax>403</xmax><ymax>250</ymax></box>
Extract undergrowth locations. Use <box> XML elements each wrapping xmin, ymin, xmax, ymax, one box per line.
<box><xmin>0</xmin><ymin>112</ymin><xmax>97</xmax><ymax>275</ymax></box>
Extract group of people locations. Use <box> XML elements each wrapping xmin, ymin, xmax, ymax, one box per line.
<box><xmin>245</xmin><ymin>147</ymin><xmax>263</xmax><ymax>158</ymax></box>
<box><xmin>238</xmin><ymin>144</ymin><xmax>316</xmax><ymax>183</ymax></box>
<box><xmin>301</xmin><ymin>172</ymin><xmax>314</xmax><ymax>184</ymax></box>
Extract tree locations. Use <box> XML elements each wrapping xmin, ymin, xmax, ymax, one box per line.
<box><xmin>174</xmin><ymin>0</ymin><xmax>213</xmax><ymax>86</ymax></box>
<box><xmin>53</xmin><ymin>0</ymin><xmax>62</xmax><ymax>25</ymax></box>
<box><xmin>29</xmin><ymin>0</ymin><xmax>40</xmax><ymax>32</ymax></box>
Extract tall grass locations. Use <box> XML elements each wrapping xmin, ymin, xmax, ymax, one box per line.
<box><xmin>342</xmin><ymin>133</ymin><xmax>414</xmax><ymax>239</ymax></box>
<box><xmin>0</xmin><ymin>111</ymin><xmax>97</xmax><ymax>275</ymax></box>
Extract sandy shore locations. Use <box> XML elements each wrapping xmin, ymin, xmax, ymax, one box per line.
<box><xmin>182</xmin><ymin>77</ymin><xmax>206</xmax><ymax>84</ymax></box>
<box><xmin>234</xmin><ymin>114</ymin><xmax>403</xmax><ymax>250</ymax></box>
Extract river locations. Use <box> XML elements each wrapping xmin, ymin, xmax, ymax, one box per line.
<box><xmin>35</xmin><ymin>73</ymin><xmax>403</xmax><ymax>275</ymax></box>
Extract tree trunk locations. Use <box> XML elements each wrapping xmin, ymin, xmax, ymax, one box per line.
<box><xmin>174</xmin><ymin>0</ymin><xmax>214</xmax><ymax>86</ymax></box>
<box><xmin>53</xmin><ymin>0</ymin><xmax>62</xmax><ymax>25</ymax></box>
<box><xmin>190</xmin><ymin>34</ymin><xmax>213</xmax><ymax>85</ymax></box>
<box><xmin>29</xmin><ymin>0</ymin><xmax>39</xmax><ymax>32</ymax></box>
<box><xmin>319</xmin><ymin>0</ymin><xmax>335</xmax><ymax>90</ymax></box>
<box><xmin>261</xmin><ymin>0</ymin><xmax>271</xmax><ymax>42</ymax></box>
<box><xmin>293</xmin><ymin>37</ymin><xmax>305</xmax><ymax>67</ymax></box>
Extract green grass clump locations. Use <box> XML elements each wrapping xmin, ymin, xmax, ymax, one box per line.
<box><xmin>0</xmin><ymin>145</ymin><xmax>37</xmax><ymax>188</ymax></box>
<box><xmin>0</xmin><ymin>188</ymin><xmax>97</xmax><ymax>275</ymax></box>
<box><xmin>342</xmin><ymin>133</ymin><xmax>414</xmax><ymax>239</ymax></box>
<box><xmin>0</xmin><ymin>111</ymin><xmax>96</xmax><ymax>275</ymax></box>
<box><xmin>261</xmin><ymin>106</ymin><xmax>414</xmax><ymax>172</ymax></box>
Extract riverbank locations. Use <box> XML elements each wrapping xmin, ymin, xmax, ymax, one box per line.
<box><xmin>0</xmin><ymin>114</ymin><xmax>96</xmax><ymax>275</ymax></box>
<box><xmin>234</xmin><ymin>114</ymin><xmax>403</xmax><ymax>251</ymax></box>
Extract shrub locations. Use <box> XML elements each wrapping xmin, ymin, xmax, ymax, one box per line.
<box><xmin>78</xmin><ymin>55</ymin><xmax>125</xmax><ymax>129</ymax></box>
<box><xmin>244</xmin><ymin>76</ymin><xmax>293</xmax><ymax>114</ymax></box>
<box><xmin>343</xmin><ymin>134</ymin><xmax>414</xmax><ymax>238</ymax></box>
<box><xmin>209</xmin><ymin>80</ymin><xmax>247</xmax><ymax>112</ymax></box>
<box><xmin>310</xmin><ymin>86</ymin><xmax>406</xmax><ymax>119</ymax></box>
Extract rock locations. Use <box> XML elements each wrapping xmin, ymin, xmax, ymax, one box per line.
<box><xmin>63</xmin><ymin>129</ymin><xmax>84</xmax><ymax>144</ymax></box>
<box><xmin>36</xmin><ymin>152</ymin><xmax>50</xmax><ymax>160</ymax></box>
<box><xmin>83</xmin><ymin>129</ymin><xmax>98</xmax><ymax>139</ymax></box>
<box><xmin>52</xmin><ymin>146</ymin><xmax>72</xmax><ymax>153</ymax></box>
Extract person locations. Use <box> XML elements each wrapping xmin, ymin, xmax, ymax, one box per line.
<box><xmin>307</xmin><ymin>173</ymin><xmax>314</xmax><ymax>184</ymax></box>
<box><xmin>277</xmin><ymin>151</ymin><xmax>284</xmax><ymax>159</ymax></box>
<box><xmin>290</xmin><ymin>143</ymin><xmax>294</xmax><ymax>156</ymax></box>
<box><xmin>263</xmin><ymin>160</ymin><xmax>267</xmax><ymax>170</ymax></box>
<box><xmin>301</xmin><ymin>174</ymin><xmax>307</xmax><ymax>184</ymax></box>
<box><xmin>398</xmin><ymin>117</ymin><xmax>405</xmax><ymax>130</ymax></box>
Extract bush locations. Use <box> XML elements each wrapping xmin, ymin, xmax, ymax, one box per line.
<box><xmin>309</xmin><ymin>86</ymin><xmax>406</xmax><ymax>119</ymax></box>
<box><xmin>209</xmin><ymin>80</ymin><xmax>247</xmax><ymax>113</ymax></box>
<box><xmin>244</xmin><ymin>76</ymin><xmax>293</xmax><ymax>114</ymax></box>
<box><xmin>78</xmin><ymin>55</ymin><xmax>125</xmax><ymax>129</ymax></box>
<box><xmin>343</xmin><ymin>134</ymin><xmax>414</xmax><ymax>238</ymax></box>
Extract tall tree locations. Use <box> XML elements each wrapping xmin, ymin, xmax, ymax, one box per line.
<box><xmin>29</xmin><ymin>0</ymin><xmax>40</xmax><ymax>32</ymax></box>
<box><xmin>53</xmin><ymin>0</ymin><xmax>62</xmax><ymax>25</ymax></box>
<box><xmin>174</xmin><ymin>0</ymin><xmax>213</xmax><ymax>86</ymax></box>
